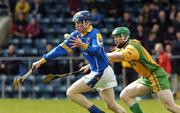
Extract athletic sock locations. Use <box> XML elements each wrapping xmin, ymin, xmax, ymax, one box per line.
<box><xmin>129</xmin><ymin>103</ymin><xmax>143</xmax><ymax>113</ymax></box>
<box><xmin>88</xmin><ymin>105</ymin><xmax>105</xmax><ymax>113</ymax></box>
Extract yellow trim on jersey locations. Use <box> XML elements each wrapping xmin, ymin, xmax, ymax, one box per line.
<box><xmin>60</xmin><ymin>43</ymin><xmax>72</xmax><ymax>53</ymax></box>
<box><xmin>153</xmin><ymin>73</ymin><xmax>161</xmax><ymax>92</ymax></box>
<box><xmin>40</xmin><ymin>58</ymin><xmax>47</xmax><ymax>64</ymax></box>
<box><xmin>148</xmin><ymin>73</ymin><xmax>161</xmax><ymax>93</ymax></box>
<box><xmin>81</xmin><ymin>43</ymin><xmax>88</xmax><ymax>50</ymax></box>
<box><xmin>81</xmin><ymin>25</ymin><xmax>93</xmax><ymax>36</ymax></box>
<box><xmin>96</xmin><ymin>33</ymin><xmax>103</xmax><ymax>46</ymax></box>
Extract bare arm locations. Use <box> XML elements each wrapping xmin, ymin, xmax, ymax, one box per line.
<box><xmin>107</xmin><ymin>52</ymin><xmax>124</xmax><ymax>62</ymax></box>
<box><xmin>107</xmin><ymin>44</ymin><xmax>140</xmax><ymax>62</ymax></box>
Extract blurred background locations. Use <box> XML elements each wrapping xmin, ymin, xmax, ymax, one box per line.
<box><xmin>0</xmin><ymin>0</ymin><xmax>180</xmax><ymax>99</ymax></box>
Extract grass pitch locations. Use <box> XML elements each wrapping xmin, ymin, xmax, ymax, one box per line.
<box><xmin>0</xmin><ymin>99</ymin><xmax>179</xmax><ymax>113</ymax></box>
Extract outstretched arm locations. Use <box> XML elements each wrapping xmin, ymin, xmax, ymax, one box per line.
<box><xmin>107</xmin><ymin>52</ymin><xmax>124</xmax><ymax>62</ymax></box>
<box><xmin>108</xmin><ymin>45</ymin><xmax>140</xmax><ymax>62</ymax></box>
<box><xmin>32</xmin><ymin>32</ymin><xmax>81</xmax><ymax>69</ymax></box>
<box><xmin>32</xmin><ymin>44</ymin><xmax>70</xmax><ymax>69</ymax></box>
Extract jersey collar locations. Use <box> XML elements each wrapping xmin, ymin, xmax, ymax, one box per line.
<box><xmin>81</xmin><ymin>25</ymin><xmax>93</xmax><ymax>36</ymax></box>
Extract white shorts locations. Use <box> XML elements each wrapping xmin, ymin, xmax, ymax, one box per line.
<box><xmin>82</xmin><ymin>65</ymin><xmax>117</xmax><ymax>91</ymax></box>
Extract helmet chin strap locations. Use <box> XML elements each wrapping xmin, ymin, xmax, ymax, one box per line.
<box><xmin>117</xmin><ymin>35</ymin><xmax>129</xmax><ymax>48</ymax></box>
<box><xmin>117</xmin><ymin>41</ymin><xmax>127</xmax><ymax>48</ymax></box>
<box><xmin>121</xmin><ymin>34</ymin><xmax>129</xmax><ymax>42</ymax></box>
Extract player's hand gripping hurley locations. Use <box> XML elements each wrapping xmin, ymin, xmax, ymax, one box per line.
<box><xmin>13</xmin><ymin>67</ymin><xmax>34</xmax><ymax>90</ymax></box>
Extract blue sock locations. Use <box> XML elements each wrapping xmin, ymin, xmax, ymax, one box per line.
<box><xmin>88</xmin><ymin>105</ymin><xmax>104</xmax><ymax>113</ymax></box>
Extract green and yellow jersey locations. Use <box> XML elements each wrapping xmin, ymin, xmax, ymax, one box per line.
<box><xmin>111</xmin><ymin>39</ymin><xmax>160</xmax><ymax>77</ymax></box>
<box><xmin>110</xmin><ymin>39</ymin><xmax>170</xmax><ymax>93</ymax></box>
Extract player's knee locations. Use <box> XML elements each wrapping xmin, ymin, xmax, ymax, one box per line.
<box><xmin>66</xmin><ymin>88</ymin><xmax>73</xmax><ymax>98</ymax></box>
<box><xmin>163</xmin><ymin>101</ymin><xmax>176</xmax><ymax>112</ymax></box>
<box><xmin>120</xmin><ymin>89</ymin><xmax>129</xmax><ymax>102</ymax></box>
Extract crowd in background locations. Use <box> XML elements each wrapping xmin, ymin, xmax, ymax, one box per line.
<box><xmin>0</xmin><ymin>0</ymin><xmax>179</xmax><ymax>81</ymax></box>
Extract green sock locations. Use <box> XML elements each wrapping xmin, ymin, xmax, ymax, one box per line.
<box><xmin>129</xmin><ymin>103</ymin><xmax>143</xmax><ymax>113</ymax></box>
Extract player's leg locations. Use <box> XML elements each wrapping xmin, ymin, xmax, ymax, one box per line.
<box><xmin>157</xmin><ymin>89</ymin><xmax>180</xmax><ymax>113</ymax></box>
<box><xmin>152</xmin><ymin>68</ymin><xmax>180</xmax><ymax>113</ymax></box>
<box><xmin>98</xmin><ymin>88</ymin><xmax>126</xmax><ymax>113</ymax></box>
<box><xmin>66</xmin><ymin>78</ymin><xmax>93</xmax><ymax>108</ymax></box>
<box><xmin>66</xmin><ymin>78</ymin><xmax>104</xmax><ymax>113</ymax></box>
<box><xmin>120</xmin><ymin>80</ymin><xmax>150</xmax><ymax>113</ymax></box>
<box><xmin>95</xmin><ymin>65</ymin><xmax>126</xmax><ymax>113</ymax></box>
<box><xmin>170</xmin><ymin>73</ymin><xmax>178</xmax><ymax>95</ymax></box>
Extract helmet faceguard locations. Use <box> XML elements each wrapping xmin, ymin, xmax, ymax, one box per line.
<box><xmin>112</xmin><ymin>27</ymin><xmax>130</xmax><ymax>48</ymax></box>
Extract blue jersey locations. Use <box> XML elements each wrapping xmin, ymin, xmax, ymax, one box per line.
<box><xmin>43</xmin><ymin>25</ymin><xmax>109</xmax><ymax>72</ymax></box>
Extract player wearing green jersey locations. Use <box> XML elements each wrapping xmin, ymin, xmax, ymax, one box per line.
<box><xmin>107</xmin><ymin>27</ymin><xmax>180</xmax><ymax>113</ymax></box>
<box><xmin>80</xmin><ymin>26</ymin><xmax>180</xmax><ymax>113</ymax></box>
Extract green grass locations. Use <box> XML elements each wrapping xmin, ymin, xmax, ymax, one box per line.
<box><xmin>0</xmin><ymin>99</ymin><xmax>179</xmax><ymax>113</ymax></box>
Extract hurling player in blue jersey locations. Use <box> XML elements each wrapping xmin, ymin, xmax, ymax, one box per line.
<box><xmin>32</xmin><ymin>10</ymin><xmax>126</xmax><ymax>113</ymax></box>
